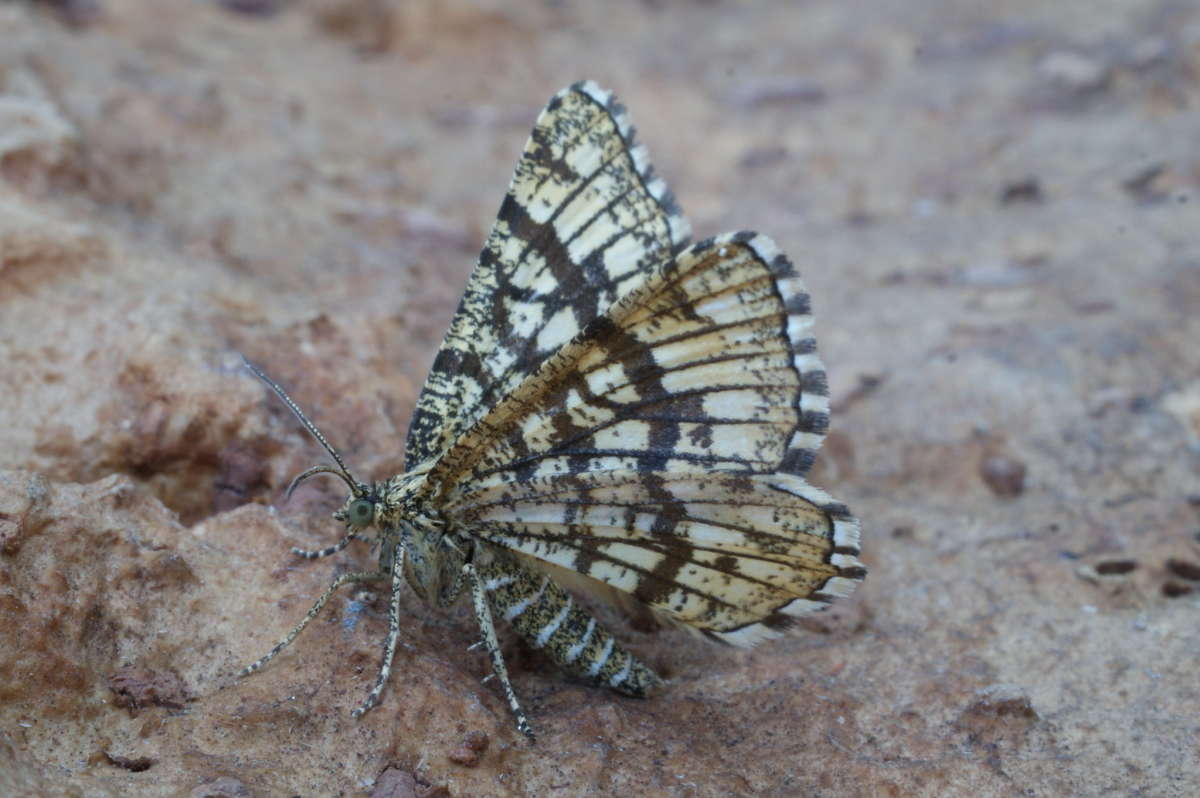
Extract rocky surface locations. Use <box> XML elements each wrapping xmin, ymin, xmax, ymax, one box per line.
<box><xmin>1</xmin><ymin>1</ymin><xmax>1198</xmax><ymax>795</ymax></box>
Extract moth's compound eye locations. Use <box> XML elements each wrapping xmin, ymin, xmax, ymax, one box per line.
<box><xmin>348</xmin><ymin>498</ymin><xmax>374</xmax><ymax>528</ymax></box>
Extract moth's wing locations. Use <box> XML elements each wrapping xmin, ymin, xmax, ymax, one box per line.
<box><xmin>405</xmin><ymin>81</ymin><xmax>690</xmax><ymax>470</ymax></box>
<box><xmin>471</xmin><ymin>470</ymin><xmax>862</xmax><ymax>645</ymax></box>
<box><xmin>437</xmin><ymin>234</ymin><xmax>864</xmax><ymax>644</ymax></box>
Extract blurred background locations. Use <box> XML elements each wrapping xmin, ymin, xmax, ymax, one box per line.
<box><xmin>1</xmin><ymin>1</ymin><xmax>1197</xmax><ymax>796</ymax></box>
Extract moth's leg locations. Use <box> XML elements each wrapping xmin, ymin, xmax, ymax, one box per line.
<box><xmin>290</xmin><ymin>531</ymin><xmax>356</xmax><ymax>560</ymax></box>
<box><xmin>465</xmin><ymin>561</ymin><xmax>535</xmax><ymax>740</ymax></box>
<box><xmin>240</xmin><ymin>568</ymin><xmax>387</xmax><ymax>676</ymax></box>
<box><xmin>351</xmin><ymin>543</ymin><xmax>406</xmax><ymax>718</ymax></box>
<box><xmin>478</xmin><ymin>558</ymin><xmax>663</xmax><ymax>698</ymax></box>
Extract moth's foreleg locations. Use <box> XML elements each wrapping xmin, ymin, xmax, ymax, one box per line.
<box><xmin>465</xmin><ymin>562</ymin><xmax>535</xmax><ymax>740</ymax></box>
<box><xmin>240</xmin><ymin>568</ymin><xmax>387</xmax><ymax>677</ymax></box>
<box><xmin>290</xmin><ymin>531</ymin><xmax>357</xmax><ymax>560</ymax></box>
<box><xmin>351</xmin><ymin>544</ymin><xmax>405</xmax><ymax>718</ymax></box>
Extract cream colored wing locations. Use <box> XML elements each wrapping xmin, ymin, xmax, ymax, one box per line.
<box><xmin>458</xmin><ymin>469</ymin><xmax>861</xmax><ymax>645</ymax></box>
<box><xmin>405</xmin><ymin>81</ymin><xmax>690</xmax><ymax>470</ymax></box>
<box><xmin>431</xmin><ymin>234</ymin><xmax>864</xmax><ymax>642</ymax></box>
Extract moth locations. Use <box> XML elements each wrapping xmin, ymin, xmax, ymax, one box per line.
<box><xmin>239</xmin><ymin>81</ymin><xmax>865</xmax><ymax>740</ymax></box>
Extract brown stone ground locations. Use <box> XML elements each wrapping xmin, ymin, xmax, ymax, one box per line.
<box><xmin>2</xmin><ymin>1</ymin><xmax>1198</xmax><ymax>796</ymax></box>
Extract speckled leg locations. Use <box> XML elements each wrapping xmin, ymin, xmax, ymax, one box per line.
<box><xmin>466</xmin><ymin>561</ymin><xmax>535</xmax><ymax>740</ymax></box>
<box><xmin>290</xmin><ymin>532</ymin><xmax>357</xmax><ymax>560</ymax></box>
<box><xmin>352</xmin><ymin>543</ymin><xmax>406</xmax><ymax>718</ymax></box>
<box><xmin>240</xmin><ymin>568</ymin><xmax>387</xmax><ymax>677</ymax></box>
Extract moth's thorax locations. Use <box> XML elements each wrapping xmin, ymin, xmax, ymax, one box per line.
<box><xmin>373</xmin><ymin>467</ymin><xmax>432</xmax><ymax>518</ymax></box>
<box><xmin>401</xmin><ymin>516</ymin><xmax>467</xmax><ymax>607</ymax></box>
<box><xmin>366</xmin><ymin>467</ymin><xmax>465</xmax><ymax>607</ymax></box>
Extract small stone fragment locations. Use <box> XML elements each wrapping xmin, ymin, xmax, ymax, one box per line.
<box><xmin>999</xmin><ymin>177</ymin><xmax>1043</xmax><ymax>205</ymax></box>
<box><xmin>447</xmin><ymin>729</ymin><xmax>489</xmax><ymax>767</ymax></box>
<box><xmin>103</xmin><ymin>751</ymin><xmax>155</xmax><ymax>772</ymax></box>
<box><xmin>1162</xmin><ymin>581</ymin><xmax>1194</xmax><ymax>598</ymax></box>
<box><xmin>108</xmin><ymin>665</ymin><xmax>189</xmax><ymax>711</ymax></box>
<box><xmin>968</xmin><ymin>684</ymin><xmax>1040</xmax><ymax>720</ymax></box>
<box><xmin>370</xmin><ymin>767</ymin><xmax>418</xmax><ymax>798</ymax></box>
<box><xmin>1094</xmin><ymin>560</ymin><xmax>1138</xmax><ymax>576</ymax></box>
<box><xmin>980</xmin><ymin>454</ymin><xmax>1026</xmax><ymax>497</ymax></box>
<box><xmin>1165</xmin><ymin>558</ymin><xmax>1200</xmax><ymax>581</ymax></box>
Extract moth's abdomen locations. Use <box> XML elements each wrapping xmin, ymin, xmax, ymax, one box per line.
<box><xmin>479</xmin><ymin>558</ymin><xmax>662</xmax><ymax>697</ymax></box>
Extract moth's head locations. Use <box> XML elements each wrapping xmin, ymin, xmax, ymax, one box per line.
<box><xmin>283</xmin><ymin>463</ymin><xmax>375</xmax><ymax>525</ymax></box>
<box><xmin>332</xmin><ymin>486</ymin><xmax>380</xmax><ymax>531</ymax></box>
<box><xmin>241</xmin><ymin>357</ymin><xmax>377</xmax><ymax>529</ymax></box>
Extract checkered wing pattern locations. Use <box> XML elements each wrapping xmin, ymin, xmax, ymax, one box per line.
<box><xmin>405</xmin><ymin>81</ymin><xmax>691</xmax><ymax>470</ymax></box>
<box><xmin>426</xmin><ymin>233</ymin><xmax>864</xmax><ymax>644</ymax></box>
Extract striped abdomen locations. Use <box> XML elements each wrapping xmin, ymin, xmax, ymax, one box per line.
<box><xmin>477</xmin><ymin>556</ymin><xmax>662</xmax><ymax>696</ymax></box>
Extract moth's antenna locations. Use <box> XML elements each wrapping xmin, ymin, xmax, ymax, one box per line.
<box><xmin>241</xmin><ymin>356</ymin><xmax>364</xmax><ymax>495</ymax></box>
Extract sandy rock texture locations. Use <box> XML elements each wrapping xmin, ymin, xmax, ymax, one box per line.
<box><xmin>2</xmin><ymin>1</ymin><xmax>1198</xmax><ymax>796</ymax></box>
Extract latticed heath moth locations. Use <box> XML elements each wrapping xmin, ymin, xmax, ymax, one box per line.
<box><xmin>238</xmin><ymin>81</ymin><xmax>865</xmax><ymax>740</ymax></box>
